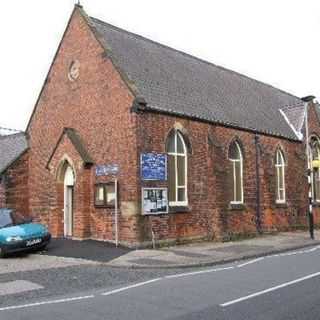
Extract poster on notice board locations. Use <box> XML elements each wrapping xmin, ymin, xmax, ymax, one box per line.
<box><xmin>142</xmin><ymin>188</ymin><xmax>168</xmax><ymax>215</ymax></box>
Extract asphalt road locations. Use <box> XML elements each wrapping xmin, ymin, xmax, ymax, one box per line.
<box><xmin>1</xmin><ymin>245</ymin><xmax>320</xmax><ymax>319</ymax></box>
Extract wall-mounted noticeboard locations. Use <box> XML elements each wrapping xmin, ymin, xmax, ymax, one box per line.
<box><xmin>142</xmin><ymin>188</ymin><xmax>168</xmax><ymax>215</ymax></box>
<box><xmin>96</xmin><ymin>164</ymin><xmax>119</xmax><ymax>177</ymax></box>
<box><xmin>140</xmin><ymin>153</ymin><xmax>167</xmax><ymax>181</ymax></box>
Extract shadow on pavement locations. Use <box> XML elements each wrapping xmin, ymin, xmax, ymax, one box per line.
<box><xmin>41</xmin><ymin>238</ymin><xmax>132</xmax><ymax>262</ymax></box>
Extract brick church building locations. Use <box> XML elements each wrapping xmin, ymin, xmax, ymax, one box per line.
<box><xmin>1</xmin><ymin>5</ymin><xmax>320</xmax><ymax>247</ymax></box>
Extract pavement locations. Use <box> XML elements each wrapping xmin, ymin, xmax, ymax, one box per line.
<box><xmin>0</xmin><ymin>253</ymin><xmax>97</xmax><ymax>275</ymax></box>
<box><xmin>8</xmin><ymin>230</ymin><xmax>317</xmax><ymax>269</ymax></box>
<box><xmin>0</xmin><ymin>231</ymin><xmax>320</xmax><ymax>319</ymax></box>
<box><xmin>106</xmin><ymin>230</ymin><xmax>320</xmax><ymax>268</ymax></box>
<box><xmin>1</xmin><ymin>239</ymin><xmax>320</xmax><ymax>319</ymax></box>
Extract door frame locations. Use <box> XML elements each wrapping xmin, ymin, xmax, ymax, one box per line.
<box><xmin>63</xmin><ymin>165</ymin><xmax>75</xmax><ymax>238</ymax></box>
<box><xmin>64</xmin><ymin>185</ymin><xmax>74</xmax><ymax>237</ymax></box>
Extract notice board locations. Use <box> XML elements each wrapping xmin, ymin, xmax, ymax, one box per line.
<box><xmin>140</xmin><ymin>153</ymin><xmax>167</xmax><ymax>181</ymax></box>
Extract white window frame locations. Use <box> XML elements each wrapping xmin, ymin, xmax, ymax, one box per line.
<box><xmin>167</xmin><ymin>131</ymin><xmax>188</xmax><ymax>207</ymax></box>
<box><xmin>313</xmin><ymin>168</ymin><xmax>320</xmax><ymax>202</ymax></box>
<box><xmin>275</xmin><ymin>149</ymin><xmax>286</xmax><ymax>204</ymax></box>
<box><xmin>229</xmin><ymin>141</ymin><xmax>244</xmax><ymax>204</ymax></box>
<box><xmin>311</xmin><ymin>138</ymin><xmax>320</xmax><ymax>202</ymax></box>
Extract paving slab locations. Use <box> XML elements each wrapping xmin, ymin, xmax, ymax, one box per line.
<box><xmin>0</xmin><ymin>280</ymin><xmax>43</xmax><ymax>296</ymax></box>
<box><xmin>107</xmin><ymin>231</ymin><xmax>320</xmax><ymax>269</ymax></box>
<box><xmin>0</xmin><ymin>254</ymin><xmax>97</xmax><ymax>275</ymax></box>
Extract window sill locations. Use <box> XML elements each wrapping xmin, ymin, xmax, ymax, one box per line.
<box><xmin>169</xmin><ymin>206</ymin><xmax>191</xmax><ymax>213</ymax></box>
<box><xmin>94</xmin><ymin>205</ymin><xmax>115</xmax><ymax>209</ymax></box>
<box><xmin>312</xmin><ymin>202</ymin><xmax>320</xmax><ymax>208</ymax></box>
<box><xmin>275</xmin><ymin>202</ymin><xmax>288</xmax><ymax>208</ymax></box>
<box><xmin>228</xmin><ymin>203</ymin><xmax>246</xmax><ymax>211</ymax></box>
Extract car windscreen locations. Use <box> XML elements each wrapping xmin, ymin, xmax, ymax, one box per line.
<box><xmin>12</xmin><ymin>211</ymin><xmax>30</xmax><ymax>225</ymax></box>
<box><xmin>0</xmin><ymin>209</ymin><xmax>14</xmax><ymax>228</ymax></box>
<box><xmin>0</xmin><ymin>209</ymin><xmax>30</xmax><ymax>228</ymax></box>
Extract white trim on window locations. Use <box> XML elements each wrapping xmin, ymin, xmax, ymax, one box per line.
<box><xmin>167</xmin><ymin>131</ymin><xmax>188</xmax><ymax>207</ymax></box>
<box><xmin>313</xmin><ymin>169</ymin><xmax>320</xmax><ymax>202</ymax></box>
<box><xmin>310</xmin><ymin>136</ymin><xmax>320</xmax><ymax>202</ymax></box>
<box><xmin>275</xmin><ymin>149</ymin><xmax>286</xmax><ymax>204</ymax></box>
<box><xmin>229</xmin><ymin>141</ymin><xmax>244</xmax><ymax>204</ymax></box>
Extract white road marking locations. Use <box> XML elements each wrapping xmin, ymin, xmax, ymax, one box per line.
<box><xmin>0</xmin><ymin>281</ymin><xmax>43</xmax><ymax>296</ymax></box>
<box><xmin>220</xmin><ymin>271</ymin><xmax>320</xmax><ymax>307</ymax></box>
<box><xmin>165</xmin><ymin>266</ymin><xmax>235</xmax><ymax>279</ymax></box>
<box><xmin>304</xmin><ymin>246</ymin><xmax>320</xmax><ymax>253</ymax></box>
<box><xmin>101</xmin><ymin>278</ymin><xmax>161</xmax><ymax>296</ymax></box>
<box><xmin>0</xmin><ymin>295</ymin><xmax>95</xmax><ymax>312</ymax></box>
<box><xmin>237</xmin><ymin>257</ymin><xmax>264</xmax><ymax>268</ymax></box>
<box><xmin>277</xmin><ymin>251</ymin><xmax>301</xmax><ymax>257</ymax></box>
<box><xmin>267</xmin><ymin>246</ymin><xmax>320</xmax><ymax>259</ymax></box>
<box><xmin>0</xmin><ymin>245</ymin><xmax>319</xmax><ymax>312</ymax></box>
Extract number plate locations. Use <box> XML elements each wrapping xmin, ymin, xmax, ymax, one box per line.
<box><xmin>26</xmin><ymin>238</ymin><xmax>42</xmax><ymax>247</ymax></box>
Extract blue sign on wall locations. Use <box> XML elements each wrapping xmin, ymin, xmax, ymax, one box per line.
<box><xmin>141</xmin><ymin>153</ymin><xmax>167</xmax><ymax>181</ymax></box>
<box><xmin>96</xmin><ymin>164</ymin><xmax>119</xmax><ymax>177</ymax></box>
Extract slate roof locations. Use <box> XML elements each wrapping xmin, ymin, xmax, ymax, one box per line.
<box><xmin>0</xmin><ymin>127</ymin><xmax>21</xmax><ymax>136</ymax></box>
<box><xmin>46</xmin><ymin>128</ymin><xmax>93</xmax><ymax>168</ymax></box>
<box><xmin>0</xmin><ymin>133</ymin><xmax>28</xmax><ymax>175</ymax></box>
<box><xmin>65</xmin><ymin>128</ymin><xmax>94</xmax><ymax>165</ymax></box>
<box><xmin>87</xmin><ymin>15</ymin><xmax>304</xmax><ymax>141</ymax></box>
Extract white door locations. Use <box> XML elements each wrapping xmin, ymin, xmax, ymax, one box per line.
<box><xmin>64</xmin><ymin>166</ymin><xmax>74</xmax><ymax>237</ymax></box>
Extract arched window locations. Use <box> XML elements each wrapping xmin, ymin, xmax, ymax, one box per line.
<box><xmin>275</xmin><ymin>149</ymin><xmax>286</xmax><ymax>203</ymax></box>
<box><xmin>228</xmin><ymin>141</ymin><xmax>244</xmax><ymax>204</ymax></box>
<box><xmin>310</xmin><ymin>137</ymin><xmax>320</xmax><ymax>202</ymax></box>
<box><xmin>166</xmin><ymin>130</ymin><xmax>188</xmax><ymax>206</ymax></box>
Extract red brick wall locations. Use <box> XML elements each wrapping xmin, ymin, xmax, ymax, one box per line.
<box><xmin>306</xmin><ymin>102</ymin><xmax>320</xmax><ymax>225</ymax></box>
<box><xmin>46</xmin><ymin>133</ymin><xmax>89</xmax><ymax>238</ymax></box>
<box><xmin>25</xmin><ymin>6</ymin><xmax>320</xmax><ymax>246</ymax></box>
<box><xmin>136</xmin><ymin>109</ymin><xmax>316</xmax><ymax>243</ymax></box>
<box><xmin>1</xmin><ymin>152</ymin><xmax>29</xmax><ymax>216</ymax></box>
<box><xmin>27</xmin><ymin>8</ymin><xmax>140</xmax><ymax>243</ymax></box>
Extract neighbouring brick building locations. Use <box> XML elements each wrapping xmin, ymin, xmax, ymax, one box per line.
<box><xmin>2</xmin><ymin>5</ymin><xmax>320</xmax><ymax>247</ymax></box>
<box><xmin>0</xmin><ymin>132</ymin><xmax>29</xmax><ymax>214</ymax></box>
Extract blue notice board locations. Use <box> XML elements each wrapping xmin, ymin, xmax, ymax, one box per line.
<box><xmin>141</xmin><ymin>153</ymin><xmax>167</xmax><ymax>181</ymax></box>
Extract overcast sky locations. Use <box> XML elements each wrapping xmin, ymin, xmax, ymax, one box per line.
<box><xmin>0</xmin><ymin>0</ymin><xmax>319</xmax><ymax>131</ymax></box>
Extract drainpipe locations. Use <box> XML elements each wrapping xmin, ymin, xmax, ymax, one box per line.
<box><xmin>115</xmin><ymin>179</ymin><xmax>119</xmax><ymax>247</ymax></box>
<box><xmin>302</xmin><ymin>96</ymin><xmax>316</xmax><ymax>240</ymax></box>
<box><xmin>255</xmin><ymin>135</ymin><xmax>262</xmax><ymax>234</ymax></box>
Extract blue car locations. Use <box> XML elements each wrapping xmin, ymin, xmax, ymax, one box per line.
<box><xmin>0</xmin><ymin>208</ymin><xmax>51</xmax><ymax>258</ymax></box>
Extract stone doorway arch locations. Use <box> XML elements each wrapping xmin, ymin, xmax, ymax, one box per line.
<box><xmin>56</xmin><ymin>159</ymin><xmax>75</xmax><ymax>238</ymax></box>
